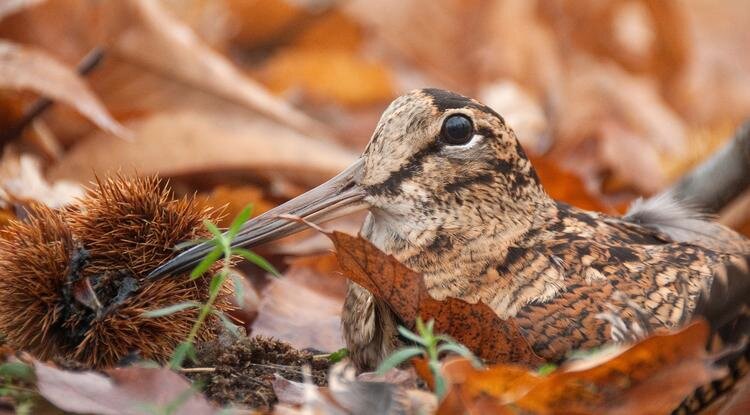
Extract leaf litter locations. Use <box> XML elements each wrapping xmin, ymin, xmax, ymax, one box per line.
<box><xmin>0</xmin><ymin>0</ymin><xmax>749</xmax><ymax>414</ymax></box>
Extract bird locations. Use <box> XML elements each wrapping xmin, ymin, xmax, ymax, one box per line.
<box><xmin>149</xmin><ymin>89</ymin><xmax>750</xmax><ymax>410</ymax></box>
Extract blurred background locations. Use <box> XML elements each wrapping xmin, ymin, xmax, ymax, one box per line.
<box><xmin>1</xmin><ymin>0</ymin><xmax>749</xmax><ymax>349</ymax></box>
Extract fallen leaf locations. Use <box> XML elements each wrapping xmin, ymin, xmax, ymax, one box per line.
<box><xmin>273</xmin><ymin>362</ymin><xmax>435</xmax><ymax>415</ymax></box>
<box><xmin>554</xmin><ymin>59</ymin><xmax>688</xmax><ymax>194</ymax></box>
<box><xmin>32</xmin><ymin>359</ymin><xmax>217</xmax><ymax>415</ymax></box>
<box><xmin>198</xmin><ymin>185</ymin><xmax>276</xmax><ymax>228</ymax></box>
<box><xmin>0</xmin><ymin>152</ymin><xmax>83</xmax><ymax>208</ymax></box>
<box><xmin>292</xmin><ymin>10</ymin><xmax>363</xmax><ymax>52</ymax></box>
<box><xmin>530</xmin><ymin>156</ymin><xmax>610</xmax><ymax>213</ymax></box>
<box><xmin>258</xmin><ymin>48</ymin><xmax>394</xmax><ymax>107</ymax></box>
<box><xmin>344</xmin><ymin>0</ymin><xmax>489</xmax><ymax>91</ymax></box>
<box><xmin>252</xmin><ymin>253</ymin><xmax>346</xmax><ymax>352</ymax></box>
<box><xmin>117</xmin><ymin>0</ymin><xmax>331</xmax><ymax>138</ymax></box>
<box><xmin>479</xmin><ymin>81</ymin><xmax>549</xmax><ymax>155</ymax></box>
<box><xmin>223</xmin><ymin>0</ymin><xmax>307</xmax><ymax>49</ymax></box>
<box><xmin>537</xmin><ymin>0</ymin><xmax>689</xmax><ymax>85</ymax></box>
<box><xmin>326</xmin><ymin>230</ymin><xmax>542</xmax><ymax>366</ymax></box>
<box><xmin>438</xmin><ymin>321</ymin><xmax>725</xmax><ymax>415</ymax></box>
<box><xmin>0</xmin><ymin>0</ymin><xmax>46</xmax><ymax>22</ymax></box>
<box><xmin>0</xmin><ymin>40</ymin><xmax>129</xmax><ymax>139</ymax></box>
<box><xmin>47</xmin><ymin>108</ymin><xmax>357</xmax><ymax>188</ymax></box>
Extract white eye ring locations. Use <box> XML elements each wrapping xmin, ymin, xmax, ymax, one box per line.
<box><xmin>451</xmin><ymin>133</ymin><xmax>484</xmax><ymax>149</ymax></box>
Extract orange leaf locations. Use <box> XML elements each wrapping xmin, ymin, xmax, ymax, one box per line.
<box><xmin>411</xmin><ymin>356</ymin><xmax>435</xmax><ymax>390</ymax></box>
<box><xmin>327</xmin><ymin>230</ymin><xmax>543</xmax><ymax>366</ymax></box>
<box><xmin>437</xmin><ymin>321</ymin><xmax>725</xmax><ymax>415</ymax></box>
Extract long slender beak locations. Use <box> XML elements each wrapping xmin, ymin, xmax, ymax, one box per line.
<box><xmin>147</xmin><ymin>158</ymin><xmax>368</xmax><ymax>279</ymax></box>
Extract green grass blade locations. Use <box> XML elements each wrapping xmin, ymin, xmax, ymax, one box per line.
<box><xmin>209</xmin><ymin>272</ymin><xmax>228</xmax><ymax>296</ymax></box>
<box><xmin>328</xmin><ymin>348</ymin><xmax>349</xmax><ymax>363</ymax></box>
<box><xmin>169</xmin><ymin>341</ymin><xmax>195</xmax><ymax>369</ymax></box>
<box><xmin>227</xmin><ymin>204</ymin><xmax>253</xmax><ymax>239</ymax></box>
<box><xmin>376</xmin><ymin>346</ymin><xmax>423</xmax><ymax>375</ymax></box>
<box><xmin>142</xmin><ymin>301</ymin><xmax>200</xmax><ymax>318</ymax></box>
<box><xmin>537</xmin><ymin>363</ymin><xmax>557</xmax><ymax>376</ymax></box>
<box><xmin>436</xmin><ymin>342</ymin><xmax>481</xmax><ymax>367</ymax></box>
<box><xmin>189</xmin><ymin>246</ymin><xmax>223</xmax><ymax>280</ymax></box>
<box><xmin>213</xmin><ymin>310</ymin><xmax>240</xmax><ymax>336</ymax></box>
<box><xmin>429</xmin><ymin>359</ymin><xmax>446</xmax><ymax>398</ymax></box>
<box><xmin>232</xmin><ymin>247</ymin><xmax>280</xmax><ymax>277</ymax></box>
<box><xmin>230</xmin><ymin>272</ymin><xmax>245</xmax><ymax>308</ymax></box>
<box><xmin>397</xmin><ymin>325</ymin><xmax>427</xmax><ymax>346</ymax></box>
<box><xmin>0</xmin><ymin>362</ymin><xmax>33</xmax><ymax>381</ymax></box>
<box><xmin>202</xmin><ymin>220</ymin><xmax>224</xmax><ymax>239</ymax></box>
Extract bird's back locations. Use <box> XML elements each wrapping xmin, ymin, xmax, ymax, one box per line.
<box><xmin>512</xmin><ymin>200</ymin><xmax>750</xmax><ymax>360</ymax></box>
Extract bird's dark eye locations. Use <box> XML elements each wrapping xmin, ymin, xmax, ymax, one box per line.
<box><xmin>441</xmin><ymin>114</ymin><xmax>474</xmax><ymax>145</ymax></box>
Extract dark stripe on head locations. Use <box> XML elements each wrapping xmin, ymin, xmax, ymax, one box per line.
<box><xmin>365</xmin><ymin>140</ymin><xmax>443</xmax><ymax>196</ymax></box>
<box><xmin>444</xmin><ymin>172</ymin><xmax>494</xmax><ymax>193</ymax></box>
<box><xmin>422</xmin><ymin>88</ymin><xmax>505</xmax><ymax>124</ymax></box>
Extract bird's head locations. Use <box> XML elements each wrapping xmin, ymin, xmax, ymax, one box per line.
<box><xmin>148</xmin><ymin>89</ymin><xmax>549</xmax><ymax>279</ymax></box>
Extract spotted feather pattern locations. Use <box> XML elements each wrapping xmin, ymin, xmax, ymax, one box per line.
<box><xmin>340</xmin><ymin>89</ymin><xmax>750</xmax><ymax>412</ymax></box>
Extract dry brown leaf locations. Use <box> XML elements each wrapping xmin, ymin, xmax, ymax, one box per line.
<box><xmin>475</xmin><ymin>0</ymin><xmax>563</xmax><ymax>97</ymax></box>
<box><xmin>530</xmin><ymin>156</ymin><xmax>609</xmax><ymax>212</ymax></box>
<box><xmin>273</xmin><ymin>362</ymin><xmax>435</xmax><ymax>415</ymax></box>
<box><xmin>252</xmin><ymin>253</ymin><xmax>346</xmax><ymax>352</ymax></box>
<box><xmin>32</xmin><ymin>359</ymin><xmax>218</xmax><ymax>415</ymax></box>
<box><xmin>48</xmin><ymin>108</ymin><xmax>357</xmax><ymax>188</ymax></box>
<box><xmin>0</xmin><ymin>0</ymin><xmax>46</xmax><ymax>22</ymax></box>
<box><xmin>223</xmin><ymin>0</ymin><xmax>307</xmax><ymax>48</ymax></box>
<box><xmin>117</xmin><ymin>0</ymin><xmax>331</xmax><ymax>138</ymax></box>
<box><xmin>0</xmin><ymin>0</ymin><xmax>334</xmax><ymax>144</ymax></box>
<box><xmin>479</xmin><ymin>81</ymin><xmax>549</xmax><ymax>154</ymax></box>
<box><xmin>554</xmin><ymin>59</ymin><xmax>688</xmax><ymax>194</ymax></box>
<box><xmin>438</xmin><ymin>321</ymin><xmax>724</xmax><ymax>415</ymax></box>
<box><xmin>326</xmin><ymin>230</ymin><xmax>542</xmax><ymax>366</ymax></box>
<box><xmin>292</xmin><ymin>10</ymin><xmax>363</xmax><ymax>52</ymax></box>
<box><xmin>0</xmin><ymin>40</ymin><xmax>129</xmax><ymax>140</ymax></box>
<box><xmin>0</xmin><ymin>152</ymin><xmax>83</xmax><ymax>208</ymax></box>
<box><xmin>345</xmin><ymin>0</ymin><xmax>499</xmax><ymax>91</ymax></box>
<box><xmin>258</xmin><ymin>48</ymin><xmax>395</xmax><ymax>107</ymax></box>
<box><xmin>538</xmin><ymin>0</ymin><xmax>689</xmax><ymax>86</ymax></box>
<box><xmin>668</xmin><ymin>0</ymin><xmax>750</xmax><ymax>124</ymax></box>
<box><xmin>197</xmin><ymin>185</ymin><xmax>276</xmax><ymax>228</ymax></box>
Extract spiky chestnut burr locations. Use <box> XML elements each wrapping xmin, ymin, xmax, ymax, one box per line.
<box><xmin>0</xmin><ymin>176</ymin><xmax>232</xmax><ymax>368</ymax></box>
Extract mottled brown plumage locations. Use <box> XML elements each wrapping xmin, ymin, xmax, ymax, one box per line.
<box><xmin>150</xmin><ymin>89</ymin><xmax>750</xmax><ymax>411</ymax></box>
<box><xmin>336</xmin><ymin>90</ymin><xmax>750</xmax><ymax>373</ymax></box>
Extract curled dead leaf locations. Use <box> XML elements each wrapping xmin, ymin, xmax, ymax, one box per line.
<box><xmin>48</xmin><ymin>108</ymin><xmax>357</xmax><ymax>188</ymax></box>
<box><xmin>273</xmin><ymin>362</ymin><xmax>435</xmax><ymax>415</ymax></box>
<box><xmin>0</xmin><ymin>40</ymin><xmax>129</xmax><ymax>140</ymax></box>
<box><xmin>117</xmin><ymin>0</ymin><xmax>331</xmax><ymax>138</ymax></box>
<box><xmin>325</xmin><ymin>230</ymin><xmax>542</xmax><ymax>366</ymax></box>
<box><xmin>438</xmin><ymin>321</ymin><xmax>725</xmax><ymax>415</ymax></box>
<box><xmin>258</xmin><ymin>48</ymin><xmax>395</xmax><ymax>107</ymax></box>
<box><xmin>32</xmin><ymin>359</ymin><xmax>217</xmax><ymax>415</ymax></box>
<box><xmin>252</xmin><ymin>253</ymin><xmax>346</xmax><ymax>352</ymax></box>
<box><xmin>0</xmin><ymin>0</ymin><xmax>46</xmax><ymax>22</ymax></box>
<box><xmin>0</xmin><ymin>153</ymin><xmax>83</xmax><ymax>208</ymax></box>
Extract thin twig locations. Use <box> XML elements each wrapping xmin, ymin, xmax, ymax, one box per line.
<box><xmin>0</xmin><ymin>46</ymin><xmax>106</xmax><ymax>146</ymax></box>
<box><xmin>179</xmin><ymin>367</ymin><xmax>216</xmax><ymax>373</ymax></box>
<box><xmin>247</xmin><ymin>362</ymin><xmax>306</xmax><ymax>375</ymax></box>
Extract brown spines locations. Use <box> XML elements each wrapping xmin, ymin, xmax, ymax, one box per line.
<box><xmin>67</xmin><ymin>176</ymin><xmax>220</xmax><ymax>277</ymax></box>
<box><xmin>0</xmin><ymin>176</ymin><xmax>232</xmax><ymax>368</ymax></box>
<box><xmin>0</xmin><ymin>205</ymin><xmax>74</xmax><ymax>360</ymax></box>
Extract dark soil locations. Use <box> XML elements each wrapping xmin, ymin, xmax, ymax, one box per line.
<box><xmin>188</xmin><ymin>335</ymin><xmax>331</xmax><ymax>410</ymax></box>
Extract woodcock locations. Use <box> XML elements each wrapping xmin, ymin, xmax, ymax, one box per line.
<box><xmin>149</xmin><ymin>89</ymin><xmax>750</xmax><ymax>410</ymax></box>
